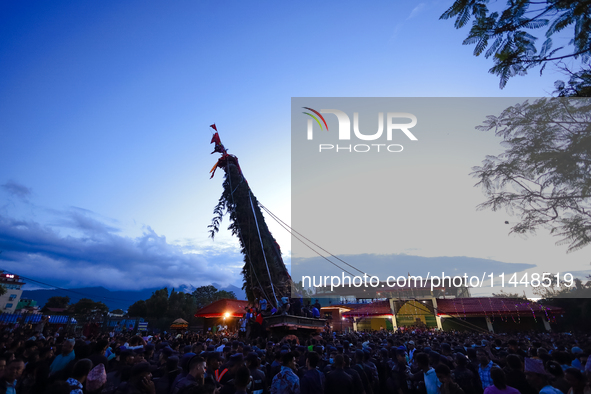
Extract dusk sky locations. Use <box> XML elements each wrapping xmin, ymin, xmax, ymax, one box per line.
<box><xmin>1</xmin><ymin>1</ymin><xmax>585</xmax><ymax>296</ymax></box>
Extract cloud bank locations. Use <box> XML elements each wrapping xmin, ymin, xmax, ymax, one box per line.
<box><xmin>1</xmin><ymin>180</ymin><xmax>32</xmax><ymax>201</ymax></box>
<box><xmin>291</xmin><ymin>253</ymin><xmax>536</xmax><ymax>283</ymax></box>
<box><xmin>0</xmin><ymin>208</ymin><xmax>242</xmax><ymax>290</ymax></box>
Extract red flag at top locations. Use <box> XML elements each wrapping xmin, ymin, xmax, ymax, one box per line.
<box><xmin>210</xmin><ymin>124</ymin><xmax>217</xmax><ymax>131</ymax></box>
<box><xmin>210</xmin><ymin>132</ymin><xmax>221</xmax><ymax>145</ymax></box>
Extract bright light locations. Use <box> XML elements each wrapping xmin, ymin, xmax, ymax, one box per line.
<box><xmin>224</xmin><ymin>312</ymin><xmax>230</xmax><ymax>318</ymax></box>
<box><xmin>342</xmin><ymin>317</ymin><xmax>346</xmax><ymax>321</ymax></box>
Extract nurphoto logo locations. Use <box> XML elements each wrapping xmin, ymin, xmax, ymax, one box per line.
<box><xmin>303</xmin><ymin>107</ymin><xmax>418</xmax><ymax>153</ymax></box>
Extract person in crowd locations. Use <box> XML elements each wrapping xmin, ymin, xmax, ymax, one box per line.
<box><xmin>564</xmin><ymin>367</ymin><xmax>590</xmax><ymax>394</ymax></box>
<box><xmin>525</xmin><ymin>358</ymin><xmax>564</xmax><ymax>394</ymax></box>
<box><xmin>343</xmin><ymin>354</ymin><xmax>364</xmax><ymax>394</ymax></box>
<box><xmin>478</xmin><ymin>348</ymin><xmax>500</xmax><ymax>390</ymax></box>
<box><xmin>4</xmin><ymin>309</ymin><xmax>591</xmax><ymax>394</ymax></box>
<box><xmin>435</xmin><ymin>364</ymin><xmax>465</xmax><ymax>394</ymax></box>
<box><xmin>204</xmin><ymin>352</ymin><xmax>222</xmax><ymax>385</ymax></box>
<box><xmin>452</xmin><ymin>353</ymin><xmax>478</xmax><ymax>394</ymax></box>
<box><xmin>353</xmin><ymin>349</ymin><xmax>373</xmax><ymax>394</ymax></box>
<box><xmin>325</xmin><ymin>355</ymin><xmax>353</xmax><ymax>394</ymax></box>
<box><xmin>246</xmin><ymin>352</ymin><xmax>266</xmax><ymax>394</ymax></box>
<box><xmin>219</xmin><ymin>353</ymin><xmax>246</xmax><ymax>393</ymax></box>
<box><xmin>390</xmin><ymin>348</ymin><xmax>410</xmax><ymax>394</ymax></box>
<box><xmin>87</xmin><ymin>363</ymin><xmax>108</xmax><ymax>394</ymax></box>
<box><xmin>50</xmin><ymin>339</ymin><xmax>76</xmax><ymax>377</ymax></box>
<box><xmin>411</xmin><ymin>352</ymin><xmax>441</xmax><ymax>394</ymax></box>
<box><xmin>270</xmin><ymin>352</ymin><xmax>299</xmax><ymax>394</ymax></box>
<box><xmin>483</xmin><ymin>367</ymin><xmax>520</xmax><ymax>394</ymax></box>
<box><xmin>233</xmin><ymin>366</ymin><xmax>251</xmax><ymax>394</ymax></box>
<box><xmin>104</xmin><ymin>350</ymin><xmax>136</xmax><ymax>393</ymax></box>
<box><xmin>67</xmin><ymin>359</ymin><xmax>93</xmax><ymax>394</ymax></box>
<box><xmin>89</xmin><ymin>340</ymin><xmax>110</xmax><ymax>368</ymax></box>
<box><xmin>503</xmin><ymin>354</ymin><xmax>534</xmax><ymax>394</ymax></box>
<box><xmin>300</xmin><ymin>352</ymin><xmax>324</xmax><ymax>394</ymax></box>
<box><xmin>0</xmin><ymin>358</ymin><xmax>25</xmax><ymax>394</ymax></box>
<box><xmin>171</xmin><ymin>356</ymin><xmax>206</xmax><ymax>394</ymax></box>
<box><xmin>0</xmin><ymin>358</ymin><xmax>6</xmax><ymax>381</ymax></box>
<box><xmin>153</xmin><ymin>355</ymin><xmax>180</xmax><ymax>394</ymax></box>
<box><xmin>546</xmin><ymin>360</ymin><xmax>571</xmax><ymax>394</ymax></box>
<box><xmin>114</xmin><ymin>362</ymin><xmax>156</xmax><ymax>394</ymax></box>
<box><xmin>30</xmin><ymin>346</ymin><xmax>55</xmax><ymax>392</ymax></box>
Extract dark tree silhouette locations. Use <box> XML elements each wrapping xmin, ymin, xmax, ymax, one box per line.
<box><xmin>441</xmin><ymin>0</ymin><xmax>591</xmax><ymax>88</ymax></box>
<box><xmin>472</xmin><ymin>97</ymin><xmax>591</xmax><ymax>253</ymax></box>
<box><xmin>208</xmin><ymin>131</ymin><xmax>291</xmax><ymax>305</ymax></box>
<box><xmin>192</xmin><ymin>285</ymin><xmax>236</xmax><ymax>309</ymax></box>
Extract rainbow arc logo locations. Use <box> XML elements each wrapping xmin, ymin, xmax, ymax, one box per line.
<box><xmin>302</xmin><ymin>107</ymin><xmax>329</xmax><ymax>131</ymax></box>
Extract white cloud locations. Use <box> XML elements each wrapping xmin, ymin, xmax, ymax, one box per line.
<box><xmin>407</xmin><ymin>3</ymin><xmax>427</xmax><ymax>20</ymax></box>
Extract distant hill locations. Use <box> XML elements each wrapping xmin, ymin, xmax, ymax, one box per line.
<box><xmin>22</xmin><ymin>283</ymin><xmax>247</xmax><ymax>312</ymax></box>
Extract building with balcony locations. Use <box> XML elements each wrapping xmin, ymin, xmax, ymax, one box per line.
<box><xmin>16</xmin><ymin>299</ymin><xmax>39</xmax><ymax>313</ymax></box>
<box><xmin>0</xmin><ymin>272</ymin><xmax>25</xmax><ymax>314</ymax></box>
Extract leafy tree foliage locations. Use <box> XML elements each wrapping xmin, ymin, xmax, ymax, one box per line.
<box><xmin>145</xmin><ymin>288</ymin><xmax>169</xmax><ymax>319</ymax></box>
<box><xmin>42</xmin><ymin>296</ymin><xmax>71</xmax><ymax>313</ymax></box>
<box><xmin>192</xmin><ymin>285</ymin><xmax>236</xmax><ymax>309</ymax></box>
<box><xmin>192</xmin><ymin>285</ymin><xmax>218</xmax><ymax>306</ymax></box>
<box><xmin>168</xmin><ymin>289</ymin><xmax>196</xmax><ymax>319</ymax></box>
<box><xmin>491</xmin><ymin>290</ymin><xmax>526</xmax><ymax>298</ymax></box>
<box><xmin>209</xmin><ymin>157</ymin><xmax>291</xmax><ymax>304</ymax></box>
<box><xmin>472</xmin><ymin>97</ymin><xmax>591</xmax><ymax>253</ymax></box>
<box><xmin>537</xmin><ymin>276</ymin><xmax>591</xmax><ymax>330</ymax></box>
<box><xmin>68</xmin><ymin>298</ymin><xmax>109</xmax><ymax>316</ymax></box>
<box><xmin>216</xmin><ymin>290</ymin><xmax>237</xmax><ymax>300</ymax></box>
<box><xmin>555</xmin><ymin>65</ymin><xmax>591</xmax><ymax>97</ymax></box>
<box><xmin>123</xmin><ymin>286</ymin><xmax>236</xmax><ymax>331</ymax></box>
<box><xmin>441</xmin><ymin>0</ymin><xmax>591</xmax><ymax>88</ymax></box>
<box><xmin>45</xmin><ymin>296</ymin><xmax>71</xmax><ymax>308</ymax></box>
<box><xmin>127</xmin><ymin>300</ymin><xmax>148</xmax><ymax>318</ymax></box>
<box><xmin>127</xmin><ymin>287</ymin><xmax>200</xmax><ymax>321</ymax></box>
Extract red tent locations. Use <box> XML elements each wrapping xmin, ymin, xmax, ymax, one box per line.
<box><xmin>194</xmin><ymin>299</ymin><xmax>249</xmax><ymax>318</ymax></box>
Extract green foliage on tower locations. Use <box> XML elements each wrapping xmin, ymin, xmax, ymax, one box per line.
<box><xmin>209</xmin><ymin>158</ymin><xmax>291</xmax><ymax>305</ymax></box>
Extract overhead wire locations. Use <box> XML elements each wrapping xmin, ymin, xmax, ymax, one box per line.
<box><xmin>257</xmin><ymin>204</ymin><xmax>491</xmax><ymax>332</ymax></box>
<box><xmin>259</xmin><ymin>203</ymin><xmax>368</xmax><ymax>276</ymax></box>
<box><xmin>258</xmin><ymin>204</ymin><xmax>358</xmax><ymax>277</ymax></box>
<box><xmin>248</xmin><ymin>191</ymin><xmax>278</xmax><ymax>305</ymax></box>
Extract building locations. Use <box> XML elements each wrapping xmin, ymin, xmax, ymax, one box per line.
<box><xmin>194</xmin><ymin>298</ymin><xmax>249</xmax><ymax>332</ymax></box>
<box><xmin>332</xmin><ymin>298</ymin><xmax>564</xmax><ymax>332</ymax></box>
<box><xmin>316</xmin><ymin>280</ymin><xmax>564</xmax><ymax>332</ymax></box>
<box><xmin>0</xmin><ymin>272</ymin><xmax>25</xmax><ymax>314</ymax></box>
<box><xmin>16</xmin><ymin>299</ymin><xmax>39</xmax><ymax>313</ymax></box>
<box><xmin>435</xmin><ymin>297</ymin><xmax>563</xmax><ymax>332</ymax></box>
<box><xmin>320</xmin><ymin>304</ymin><xmax>355</xmax><ymax>332</ymax></box>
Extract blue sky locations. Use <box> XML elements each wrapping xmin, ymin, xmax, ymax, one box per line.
<box><xmin>0</xmin><ymin>1</ymin><xmax>583</xmax><ymax>294</ymax></box>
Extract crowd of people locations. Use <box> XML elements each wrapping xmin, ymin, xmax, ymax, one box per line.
<box><xmin>1</xmin><ymin>319</ymin><xmax>591</xmax><ymax>394</ymax></box>
<box><xmin>236</xmin><ymin>298</ymin><xmax>323</xmax><ymax>338</ymax></box>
